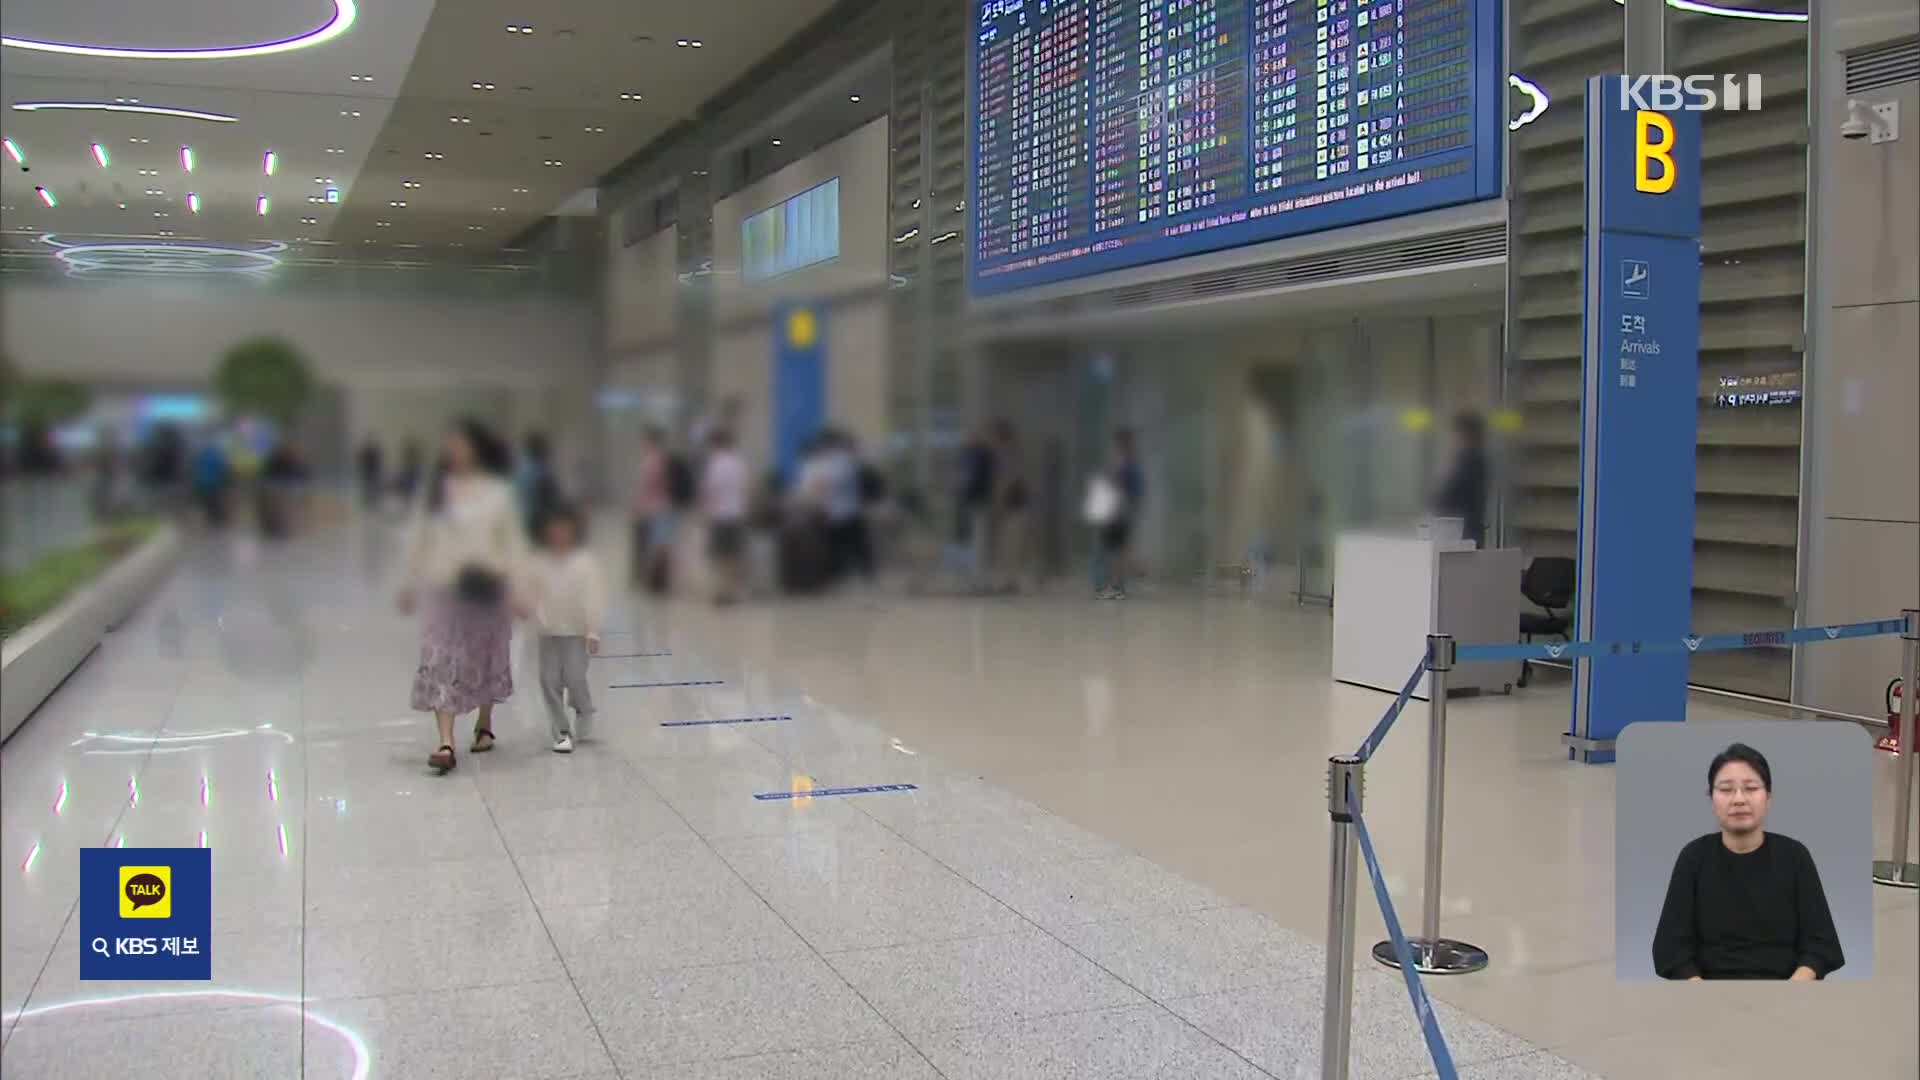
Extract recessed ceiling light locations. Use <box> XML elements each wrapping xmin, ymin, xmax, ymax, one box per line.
<box><xmin>300</xmin><ymin>216</ymin><xmax>317</xmax><ymax>225</ymax></box>
<box><xmin>341</xmin><ymin>109</ymin><xmax>362</xmax><ymax>117</ymax></box>
<box><xmin>511</xmin><ymin>186</ymin><xmax>529</xmax><ymax>193</ymax></box>
<box><xmin>402</xmin><ymin>180</ymin><xmax>420</xmax><ymax>189</ymax></box>
<box><xmin>771</xmin><ymin>139</ymin><xmax>782</xmax><ymax>146</ymax></box>
<box><xmin>506</xmin><ymin>23</ymin><xmax>533</xmax><ymax>34</ymax></box>
<box><xmin>129</xmin><ymin>137</ymin><xmax>150</xmax><ymax>144</ymax></box>
<box><xmin>471</xmin><ymin>82</ymin><xmax>496</xmax><ymax>91</ymax></box>
<box><xmin>263</xmin><ymin>150</ymin><xmax>278</xmax><ymax>175</ymax></box>
<box><xmin>449</xmin><ymin>116</ymin><xmax>471</xmax><ymax>124</ymax></box>
<box><xmin>35</xmin><ymin>185</ymin><xmax>56</xmax><ymax>207</ymax></box>
<box><xmin>326</xmin><ymin>146</ymin><xmax>343</xmax><ymax>154</ymax></box>
<box><xmin>492</xmin><ymin>206</ymin><xmax>507</xmax><ymax>212</ymax></box>
<box><xmin>13</xmin><ymin>101</ymin><xmax>236</xmax><ymax>123</ymax></box>
<box><xmin>145</xmin><ymin>188</ymin><xmax>164</xmax><ymax>196</ymax></box>
<box><xmin>349</xmin><ymin>73</ymin><xmax>372</xmax><ymax>82</ymax></box>
<box><xmin>91</xmin><ymin>142</ymin><xmax>110</xmax><ymax>167</ymax></box>
<box><xmin>306</xmin><ymin>195</ymin><xmax>324</xmax><ymax>203</ymax></box>
<box><xmin>2</xmin><ymin>0</ymin><xmax>358</xmax><ymax>60</ymax></box>
<box><xmin>619</xmin><ymin>92</ymin><xmax>643</xmax><ymax>101</ymax></box>
<box><xmin>467</xmin><ymin>225</ymin><xmax>483</xmax><ymax>231</ymax></box>
<box><xmin>675</xmin><ymin>38</ymin><xmax>703</xmax><ymax>48</ymax></box>
<box><xmin>583</xmin><ymin>126</ymin><xmax>605</xmax><ymax>133</ymax></box>
<box><xmin>423</xmin><ymin>151</ymin><xmax>445</xmax><ymax>160</ymax></box>
<box><xmin>119</xmin><ymin>202</ymin><xmax>127</xmax><ymax>209</ymax></box>
<box><xmin>850</xmin><ymin>94</ymin><xmax>861</xmax><ymax>102</ymax></box>
<box><xmin>376</xmin><ymin>220</ymin><xmax>390</xmax><ymax>227</ymax></box>
<box><xmin>388</xmin><ymin>200</ymin><xmax>407</xmax><ymax>207</ymax></box>
<box><xmin>138</xmin><ymin>169</ymin><xmax>157</xmax><ymax>176</ymax></box>
<box><xmin>180</xmin><ymin>145</ymin><xmax>195</xmax><ymax>171</ymax></box>
<box><xmin>543</xmin><ymin>159</ymin><xmax>564</xmax><ymax>167</ymax></box>
<box><xmin>153</xmin><ymin>211</ymin><xmax>167</xmax><ymax>218</ymax></box>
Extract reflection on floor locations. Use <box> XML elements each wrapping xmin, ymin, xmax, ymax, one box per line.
<box><xmin>0</xmin><ymin>523</ymin><xmax>1912</xmax><ymax>1079</ymax></box>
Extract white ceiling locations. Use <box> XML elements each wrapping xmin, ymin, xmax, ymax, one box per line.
<box><xmin>0</xmin><ymin>0</ymin><xmax>841</xmax><ymax>263</ymax></box>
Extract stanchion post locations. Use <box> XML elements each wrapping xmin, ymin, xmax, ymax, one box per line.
<box><xmin>1321</xmin><ymin>755</ymin><xmax>1363</xmax><ymax>1080</ymax></box>
<box><xmin>1374</xmin><ymin>634</ymin><xmax>1489</xmax><ymax>974</ymax></box>
<box><xmin>1874</xmin><ymin>609</ymin><xmax>1920</xmax><ymax>889</ymax></box>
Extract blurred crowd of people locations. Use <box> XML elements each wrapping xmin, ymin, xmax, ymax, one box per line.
<box><xmin>2</xmin><ymin>418</ymin><xmax>314</xmax><ymax>541</ymax></box>
<box><xmin>625</xmin><ymin>412</ymin><xmax>884</xmax><ymax>607</ymax></box>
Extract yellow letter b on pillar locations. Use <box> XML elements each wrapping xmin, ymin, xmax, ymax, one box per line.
<box><xmin>1634</xmin><ymin>111</ymin><xmax>1677</xmax><ymax>194</ymax></box>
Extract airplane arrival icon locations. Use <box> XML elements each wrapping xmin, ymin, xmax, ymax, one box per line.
<box><xmin>1621</xmin><ymin>259</ymin><xmax>1650</xmax><ymax>300</ymax></box>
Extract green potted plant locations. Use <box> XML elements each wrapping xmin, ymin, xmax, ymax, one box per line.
<box><xmin>214</xmin><ymin>336</ymin><xmax>313</xmax><ymax>426</ymax></box>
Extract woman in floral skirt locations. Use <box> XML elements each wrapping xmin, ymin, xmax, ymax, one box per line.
<box><xmin>398</xmin><ymin>418</ymin><xmax>527</xmax><ymax>772</ymax></box>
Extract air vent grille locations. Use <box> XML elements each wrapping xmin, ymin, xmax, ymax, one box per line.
<box><xmin>1065</xmin><ymin>222</ymin><xmax>1505</xmax><ymax>314</ymax></box>
<box><xmin>1846</xmin><ymin>36</ymin><xmax>1920</xmax><ymax>94</ymax></box>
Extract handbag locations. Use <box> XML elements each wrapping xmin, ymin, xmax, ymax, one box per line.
<box><xmin>454</xmin><ymin>563</ymin><xmax>506</xmax><ymax>607</ymax></box>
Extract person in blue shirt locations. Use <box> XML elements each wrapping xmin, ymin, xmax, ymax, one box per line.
<box><xmin>514</xmin><ymin>432</ymin><xmax>559</xmax><ymax>536</ymax></box>
<box><xmin>190</xmin><ymin>438</ymin><xmax>231</xmax><ymax>528</ymax></box>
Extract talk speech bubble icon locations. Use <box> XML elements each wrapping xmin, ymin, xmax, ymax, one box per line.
<box><xmin>124</xmin><ymin>872</ymin><xmax>167</xmax><ymax>911</ymax></box>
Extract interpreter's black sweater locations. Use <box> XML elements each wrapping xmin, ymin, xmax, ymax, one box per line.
<box><xmin>1651</xmin><ymin>832</ymin><xmax>1844</xmax><ymax>980</ymax></box>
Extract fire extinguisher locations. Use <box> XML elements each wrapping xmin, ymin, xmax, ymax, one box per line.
<box><xmin>1878</xmin><ymin>678</ymin><xmax>1905</xmax><ymax>754</ymax></box>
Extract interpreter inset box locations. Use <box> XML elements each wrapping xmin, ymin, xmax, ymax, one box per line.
<box><xmin>1615</xmin><ymin>720</ymin><xmax>1873</xmax><ymax>981</ymax></box>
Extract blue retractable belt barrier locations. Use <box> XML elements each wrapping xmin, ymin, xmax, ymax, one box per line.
<box><xmin>1453</xmin><ymin>617</ymin><xmax>1907</xmax><ymax>665</ymax></box>
<box><xmin>1351</xmin><ymin>806</ymin><xmax>1460</xmax><ymax>1080</ymax></box>
<box><xmin>1355</xmin><ymin>658</ymin><xmax>1428</xmax><ymax>762</ymax></box>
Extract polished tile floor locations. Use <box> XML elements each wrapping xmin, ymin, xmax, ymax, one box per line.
<box><xmin>0</xmin><ymin>523</ymin><xmax>1913</xmax><ymax>1079</ymax></box>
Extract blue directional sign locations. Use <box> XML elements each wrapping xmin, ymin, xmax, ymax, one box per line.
<box><xmin>1569</xmin><ymin>77</ymin><xmax>1704</xmax><ymax>764</ymax></box>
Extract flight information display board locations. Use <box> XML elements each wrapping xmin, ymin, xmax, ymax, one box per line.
<box><xmin>970</xmin><ymin>0</ymin><xmax>1502</xmax><ymax>296</ymax></box>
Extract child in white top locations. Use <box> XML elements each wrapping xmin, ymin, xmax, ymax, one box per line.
<box><xmin>527</xmin><ymin>505</ymin><xmax>605</xmax><ymax>752</ymax></box>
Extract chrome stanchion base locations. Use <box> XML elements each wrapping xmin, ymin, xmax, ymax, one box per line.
<box><xmin>1370</xmin><ymin>937</ymin><xmax>1489</xmax><ymax>975</ymax></box>
<box><xmin>1871</xmin><ymin>860</ymin><xmax>1920</xmax><ymax>889</ymax></box>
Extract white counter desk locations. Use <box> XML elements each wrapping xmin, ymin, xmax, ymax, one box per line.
<box><xmin>1331</xmin><ymin>531</ymin><xmax>1524</xmax><ymax>699</ymax></box>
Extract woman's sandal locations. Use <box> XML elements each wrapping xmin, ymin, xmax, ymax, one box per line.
<box><xmin>428</xmin><ymin>744</ymin><xmax>456</xmax><ymax>773</ymax></box>
<box><xmin>471</xmin><ymin>727</ymin><xmax>496</xmax><ymax>753</ymax></box>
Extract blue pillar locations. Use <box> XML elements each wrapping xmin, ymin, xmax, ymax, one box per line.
<box><xmin>772</xmin><ymin>302</ymin><xmax>827</xmax><ymax>487</ymax></box>
<box><xmin>1567</xmin><ymin>77</ymin><xmax>1703</xmax><ymax>764</ymax></box>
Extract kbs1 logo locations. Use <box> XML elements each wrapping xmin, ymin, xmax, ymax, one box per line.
<box><xmin>1618</xmin><ymin>74</ymin><xmax>1764</xmax><ymax>114</ymax></box>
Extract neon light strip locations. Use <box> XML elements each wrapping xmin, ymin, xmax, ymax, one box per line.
<box><xmin>35</xmin><ymin>185</ymin><xmax>55</xmax><ymax>207</ymax></box>
<box><xmin>263</xmin><ymin>150</ymin><xmax>277</xmax><ymax>176</ymax></box>
<box><xmin>0</xmin><ymin>993</ymin><xmax>369</xmax><ymax>1080</ymax></box>
<box><xmin>3</xmin><ymin>137</ymin><xmax>21</xmax><ymax>163</ymax></box>
<box><xmin>1509</xmin><ymin>74</ymin><xmax>1551</xmax><ymax>132</ymax></box>
<box><xmin>1610</xmin><ymin>0</ymin><xmax>1808</xmax><ymax>21</ymax></box>
<box><xmin>91</xmin><ymin>142</ymin><xmax>109</xmax><ymax>167</ymax></box>
<box><xmin>10</xmin><ymin>102</ymin><xmax>237</xmax><ymax>123</ymax></box>
<box><xmin>3</xmin><ymin>1</ymin><xmax>358</xmax><ymax>60</ymax></box>
<box><xmin>21</xmin><ymin>842</ymin><xmax>42</xmax><ymax>873</ymax></box>
<box><xmin>54</xmin><ymin>782</ymin><xmax>68</xmax><ymax>815</ymax></box>
<box><xmin>277</xmin><ymin>824</ymin><xmax>289</xmax><ymax>857</ymax></box>
<box><xmin>181</xmin><ymin>145</ymin><xmax>195</xmax><ymax>171</ymax></box>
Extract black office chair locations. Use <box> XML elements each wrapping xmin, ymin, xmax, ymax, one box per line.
<box><xmin>1517</xmin><ymin>556</ymin><xmax>1576</xmax><ymax>688</ymax></box>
